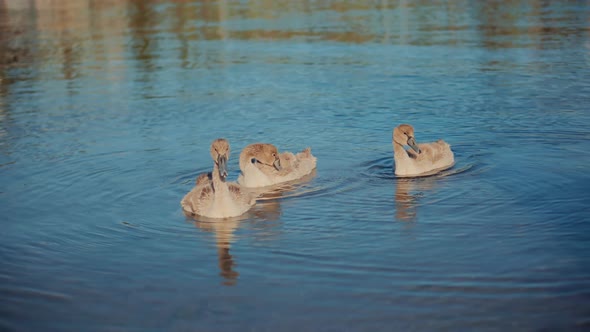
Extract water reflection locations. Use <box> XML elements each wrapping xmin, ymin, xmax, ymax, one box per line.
<box><xmin>253</xmin><ymin>169</ymin><xmax>318</xmax><ymax>201</ymax></box>
<box><xmin>127</xmin><ymin>0</ymin><xmax>159</xmax><ymax>76</ymax></box>
<box><xmin>394</xmin><ymin>176</ymin><xmax>437</xmax><ymax>222</ymax></box>
<box><xmin>192</xmin><ymin>217</ymin><xmax>242</xmax><ymax>286</ymax></box>
<box><xmin>189</xmin><ymin>196</ymin><xmax>283</xmax><ymax>285</ymax></box>
<box><xmin>187</xmin><ymin>171</ymin><xmax>318</xmax><ymax>285</ymax></box>
<box><xmin>249</xmin><ymin>199</ymin><xmax>283</xmax><ymax>221</ymax></box>
<box><xmin>0</xmin><ymin>0</ymin><xmax>587</xmax><ymax>113</ymax></box>
<box><xmin>0</xmin><ymin>2</ymin><xmax>22</xmax><ymax>70</ymax></box>
<box><xmin>0</xmin><ymin>0</ymin><xmax>586</xmax><ymax>87</ymax></box>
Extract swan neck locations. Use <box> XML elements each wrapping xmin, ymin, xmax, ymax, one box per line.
<box><xmin>212</xmin><ymin>163</ymin><xmax>228</xmax><ymax>193</ymax></box>
<box><xmin>393</xmin><ymin>141</ymin><xmax>408</xmax><ymax>157</ymax></box>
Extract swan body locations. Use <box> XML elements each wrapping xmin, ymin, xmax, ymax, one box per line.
<box><xmin>181</xmin><ymin>139</ymin><xmax>257</xmax><ymax>218</ymax></box>
<box><xmin>392</xmin><ymin>124</ymin><xmax>454</xmax><ymax>177</ymax></box>
<box><xmin>237</xmin><ymin>143</ymin><xmax>317</xmax><ymax>188</ymax></box>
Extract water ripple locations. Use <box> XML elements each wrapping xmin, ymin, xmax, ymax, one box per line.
<box><xmin>360</xmin><ymin>148</ymin><xmax>480</xmax><ymax>181</ymax></box>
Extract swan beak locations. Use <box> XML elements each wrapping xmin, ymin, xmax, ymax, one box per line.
<box><xmin>273</xmin><ymin>157</ymin><xmax>282</xmax><ymax>171</ymax></box>
<box><xmin>217</xmin><ymin>154</ymin><xmax>228</xmax><ymax>180</ymax></box>
<box><xmin>408</xmin><ymin>137</ymin><xmax>421</xmax><ymax>154</ymax></box>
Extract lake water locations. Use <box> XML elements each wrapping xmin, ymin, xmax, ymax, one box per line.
<box><xmin>1</xmin><ymin>0</ymin><xmax>589</xmax><ymax>331</ymax></box>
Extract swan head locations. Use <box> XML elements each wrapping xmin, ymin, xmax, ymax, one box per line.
<box><xmin>393</xmin><ymin>124</ymin><xmax>421</xmax><ymax>154</ymax></box>
<box><xmin>210</xmin><ymin>138</ymin><xmax>230</xmax><ymax>180</ymax></box>
<box><xmin>244</xmin><ymin>143</ymin><xmax>282</xmax><ymax>171</ymax></box>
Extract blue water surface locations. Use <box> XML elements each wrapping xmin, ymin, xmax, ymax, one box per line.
<box><xmin>1</xmin><ymin>1</ymin><xmax>589</xmax><ymax>331</ymax></box>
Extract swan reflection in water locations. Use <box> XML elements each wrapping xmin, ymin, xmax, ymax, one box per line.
<box><xmin>394</xmin><ymin>176</ymin><xmax>438</xmax><ymax>222</ymax></box>
<box><xmin>188</xmin><ymin>170</ymin><xmax>316</xmax><ymax>285</ymax></box>
<box><xmin>191</xmin><ymin>216</ymin><xmax>242</xmax><ymax>286</ymax></box>
<box><xmin>188</xmin><ymin>200</ymin><xmax>281</xmax><ymax>286</ymax></box>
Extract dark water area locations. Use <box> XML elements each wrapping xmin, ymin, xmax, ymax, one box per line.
<box><xmin>1</xmin><ymin>0</ymin><xmax>589</xmax><ymax>331</ymax></box>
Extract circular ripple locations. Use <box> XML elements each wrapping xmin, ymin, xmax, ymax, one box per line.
<box><xmin>254</xmin><ymin>168</ymin><xmax>364</xmax><ymax>202</ymax></box>
<box><xmin>360</xmin><ymin>146</ymin><xmax>480</xmax><ymax>181</ymax></box>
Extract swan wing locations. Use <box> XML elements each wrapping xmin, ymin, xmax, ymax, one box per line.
<box><xmin>181</xmin><ymin>183</ymin><xmax>213</xmax><ymax>215</ymax></box>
